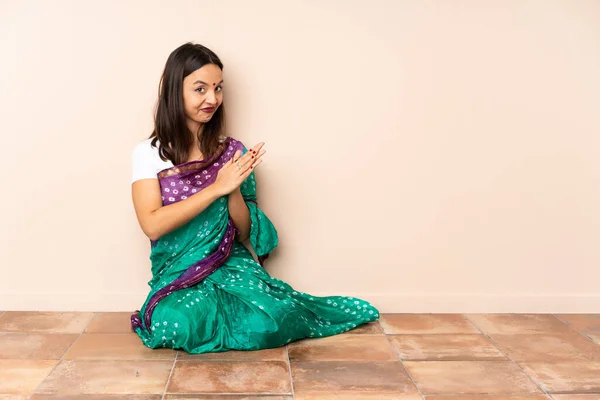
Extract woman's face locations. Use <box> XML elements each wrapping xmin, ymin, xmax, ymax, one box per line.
<box><xmin>182</xmin><ymin>63</ymin><xmax>223</xmax><ymax>130</ymax></box>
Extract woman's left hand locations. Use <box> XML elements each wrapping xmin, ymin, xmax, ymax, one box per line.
<box><xmin>231</xmin><ymin>143</ymin><xmax>266</xmax><ymax>175</ymax></box>
<box><xmin>213</xmin><ymin>143</ymin><xmax>266</xmax><ymax>195</ymax></box>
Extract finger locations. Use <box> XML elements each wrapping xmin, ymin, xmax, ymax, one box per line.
<box><xmin>251</xmin><ymin>142</ymin><xmax>265</xmax><ymax>152</ymax></box>
<box><xmin>240</xmin><ymin>145</ymin><xmax>265</xmax><ymax>166</ymax></box>
<box><xmin>240</xmin><ymin>158</ymin><xmax>262</xmax><ymax>180</ymax></box>
<box><xmin>233</xmin><ymin>148</ymin><xmax>252</xmax><ymax>167</ymax></box>
<box><xmin>236</xmin><ymin>153</ymin><xmax>252</xmax><ymax>169</ymax></box>
<box><xmin>248</xmin><ymin>143</ymin><xmax>265</xmax><ymax>158</ymax></box>
<box><xmin>227</xmin><ymin>154</ymin><xmax>236</xmax><ymax>166</ymax></box>
<box><xmin>232</xmin><ymin>149</ymin><xmax>242</xmax><ymax>161</ymax></box>
<box><xmin>248</xmin><ymin>157</ymin><xmax>263</xmax><ymax>171</ymax></box>
<box><xmin>238</xmin><ymin>155</ymin><xmax>262</xmax><ymax>177</ymax></box>
<box><xmin>230</xmin><ymin>150</ymin><xmax>244</xmax><ymax>170</ymax></box>
<box><xmin>243</xmin><ymin>149</ymin><xmax>265</xmax><ymax>167</ymax></box>
<box><xmin>254</xmin><ymin>149</ymin><xmax>266</xmax><ymax>159</ymax></box>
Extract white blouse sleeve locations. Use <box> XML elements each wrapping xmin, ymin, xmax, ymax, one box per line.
<box><xmin>131</xmin><ymin>142</ymin><xmax>159</xmax><ymax>183</ymax></box>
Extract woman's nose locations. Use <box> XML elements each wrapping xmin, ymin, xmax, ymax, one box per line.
<box><xmin>205</xmin><ymin>90</ymin><xmax>217</xmax><ymax>104</ymax></box>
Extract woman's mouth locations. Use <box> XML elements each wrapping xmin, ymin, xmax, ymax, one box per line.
<box><xmin>201</xmin><ymin>107</ymin><xmax>216</xmax><ymax>113</ymax></box>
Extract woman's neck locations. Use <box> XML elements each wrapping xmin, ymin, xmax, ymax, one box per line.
<box><xmin>186</xmin><ymin>120</ymin><xmax>204</xmax><ymax>144</ymax></box>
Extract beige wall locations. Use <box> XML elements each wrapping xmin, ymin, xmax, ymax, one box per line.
<box><xmin>1</xmin><ymin>0</ymin><xmax>599</xmax><ymax>313</ymax></box>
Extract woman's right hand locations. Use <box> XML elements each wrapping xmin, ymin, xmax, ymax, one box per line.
<box><xmin>213</xmin><ymin>142</ymin><xmax>266</xmax><ymax>196</ymax></box>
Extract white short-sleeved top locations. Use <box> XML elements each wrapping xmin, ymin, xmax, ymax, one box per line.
<box><xmin>130</xmin><ymin>138</ymin><xmax>174</xmax><ymax>183</ymax></box>
<box><xmin>131</xmin><ymin>135</ymin><xmax>229</xmax><ymax>184</ymax></box>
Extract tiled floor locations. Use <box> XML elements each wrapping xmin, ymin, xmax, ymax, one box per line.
<box><xmin>0</xmin><ymin>312</ymin><xmax>599</xmax><ymax>399</ymax></box>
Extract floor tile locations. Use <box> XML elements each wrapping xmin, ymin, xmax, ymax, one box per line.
<box><xmin>0</xmin><ymin>359</ymin><xmax>58</xmax><ymax>394</ymax></box>
<box><xmin>85</xmin><ymin>312</ymin><xmax>136</xmax><ymax>333</ymax></box>
<box><xmin>31</xmin><ymin>395</ymin><xmax>162</xmax><ymax>400</ymax></box>
<box><xmin>520</xmin><ymin>362</ymin><xmax>600</xmax><ymax>392</ymax></box>
<box><xmin>164</xmin><ymin>396</ymin><xmax>292</xmax><ymax>400</ymax></box>
<box><xmin>379</xmin><ymin>314</ymin><xmax>479</xmax><ymax>334</ymax></box>
<box><xmin>403</xmin><ymin>360</ymin><xmax>542</xmax><ymax>395</ymax></box>
<box><xmin>341</xmin><ymin>321</ymin><xmax>384</xmax><ymax>335</ymax></box>
<box><xmin>34</xmin><ymin>360</ymin><xmax>172</xmax><ymax>395</ymax></box>
<box><xmin>0</xmin><ymin>332</ymin><xmax>78</xmax><ymax>359</ymax></box>
<box><xmin>466</xmin><ymin>314</ymin><xmax>571</xmax><ymax>334</ymax></box>
<box><xmin>0</xmin><ymin>312</ymin><xmax>95</xmax><ymax>333</ymax></box>
<box><xmin>64</xmin><ymin>333</ymin><xmax>176</xmax><ymax>360</ymax></box>
<box><xmin>291</xmin><ymin>361</ymin><xmax>419</xmax><ymax>395</ymax></box>
<box><xmin>166</xmin><ymin>361</ymin><xmax>291</xmax><ymax>394</ymax></box>
<box><xmin>425</xmin><ymin>397</ymin><xmax>550</xmax><ymax>400</ymax></box>
<box><xmin>288</xmin><ymin>335</ymin><xmax>397</xmax><ymax>361</ymax></box>
<box><xmin>389</xmin><ymin>334</ymin><xmax>506</xmax><ymax>361</ymax></box>
<box><xmin>491</xmin><ymin>332</ymin><xmax>600</xmax><ymax>362</ymax></box>
<box><xmin>178</xmin><ymin>347</ymin><xmax>287</xmax><ymax>362</ymax></box>
<box><xmin>555</xmin><ymin>314</ymin><xmax>600</xmax><ymax>335</ymax></box>
<box><xmin>295</xmin><ymin>394</ymin><xmax>421</xmax><ymax>399</ymax></box>
<box><xmin>6</xmin><ymin>312</ymin><xmax>599</xmax><ymax>399</ymax></box>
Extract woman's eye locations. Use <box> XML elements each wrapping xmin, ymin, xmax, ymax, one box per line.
<box><xmin>216</xmin><ymin>86</ymin><xmax>223</xmax><ymax>92</ymax></box>
<box><xmin>195</xmin><ymin>87</ymin><xmax>205</xmax><ymax>93</ymax></box>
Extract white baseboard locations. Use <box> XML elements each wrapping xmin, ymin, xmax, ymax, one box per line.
<box><xmin>1</xmin><ymin>292</ymin><xmax>599</xmax><ymax>313</ymax></box>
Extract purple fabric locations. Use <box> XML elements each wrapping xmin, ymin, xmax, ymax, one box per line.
<box><xmin>131</xmin><ymin>311</ymin><xmax>143</xmax><ymax>331</ymax></box>
<box><xmin>157</xmin><ymin>137</ymin><xmax>245</xmax><ymax>206</ymax></box>
<box><xmin>141</xmin><ymin>220</ymin><xmax>237</xmax><ymax>330</ymax></box>
<box><xmin>131</xmin><ymin>137</ymin><xmax>246</xmax><ymax>332</ymax></box>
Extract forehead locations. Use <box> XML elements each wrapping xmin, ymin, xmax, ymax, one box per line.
<box><xmin>184</xmin><ymin>63</ymin><xmax>223</xmax><ymax>85</ymax></box>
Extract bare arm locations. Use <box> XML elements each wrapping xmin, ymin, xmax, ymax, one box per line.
<box><xmin>132</xmin><ymin>142</ymin><xmax>265</xmax><ymax>242</ymax></box>
<box><xmin>228</xmin><ymin>187</ymin><xmax>251</xmax><ymax>242</ymax></box>
<box><xmin>132</xmin><ymin>179</ymin><xmax>222</xmax><ymax>241</ymax></box>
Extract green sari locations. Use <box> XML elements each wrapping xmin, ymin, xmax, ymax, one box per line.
<box><xmin>131</xmin><ymin>137</ymin><xmax>380</xmax><ymax>353</ymax></box>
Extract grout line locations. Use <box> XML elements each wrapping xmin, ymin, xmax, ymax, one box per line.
<box><xmin>552</xmin><ymin>313</ymin><xmax>599</xmax><ymax>344</ymax></box>
<box><xmin>342</xmin><ymin>333</ymin><xmax>386</xmax><ymax>336</ymax></box>
<box><xmin>285</xmin><ymin>344</ymin><xmax>295</xmax><ymax>399</ymax></box>
<box><xmin>379</xmin><ymin>316</ymin><xmax>425</xmax><ymax>398</ymax></box>
<box><xmin>82</xmin><ymin>311</ymin><xmax>98</xmax><ymax>334</ymax></box>
<box><xmin>378</xmin><ymin>316</ymin><xmax>424</xmax><ymax>398</ymax></box>
<box><xmin>30</xmin><ymin>325</ymin><xmax>87</xmax><ymax>395</ymax></box>
<box><xmin>383</xmin><ymin>332</ymin><xmax>425</xmax><ymax>399</ymax></box>
<box><xmin>463</xmin><ymin>314</ymin><xmax>552</xmax><ymax>397</ymax></box>
<box><xmin>161</xmin><ymin>350</ymin><xmax>178</xmax><ymax>400</ymax></box>
<box><xmin>374</xmin><ymin>318</ymin><xmax>385</xmax><ymax>334</ymax></box>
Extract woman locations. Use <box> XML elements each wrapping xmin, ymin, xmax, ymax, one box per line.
<box><xmin>130</xmin><ymin>42</ymin><xmax>380</xmax><ymax>353</ymax></box>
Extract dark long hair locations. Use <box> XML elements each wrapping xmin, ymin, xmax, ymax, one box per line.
<box><xmin>148</xmin><ymin>42</ymin><xmax>225</xmax><ymax>165</ymax></box>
